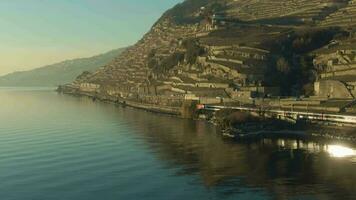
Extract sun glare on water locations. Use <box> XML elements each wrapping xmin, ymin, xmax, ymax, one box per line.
<box><xmin>327</xmin><ymin>145</ymin><xmax>356</xmax><ymax>158</ymax></box>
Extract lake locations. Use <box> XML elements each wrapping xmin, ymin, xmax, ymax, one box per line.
<box><xmin>0</xmin><ymin>88</ymin><xmax>355</xmax><ymax>200</ymax></box>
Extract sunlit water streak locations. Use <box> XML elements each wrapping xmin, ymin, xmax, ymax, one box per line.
<box><xmin>0</xmin><ymin>88</ymin><xmax>355</xmax><ymax>200</ymax></box>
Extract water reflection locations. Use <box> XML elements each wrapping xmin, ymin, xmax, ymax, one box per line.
<box><xmin>118</xmin><ymin>108</ymin><xmax>356</xmax><ymax>199</ymax></box>
<box><xmin>270</xmin><ymin>139</ymin><xmax>356</xmax><ymax>158</ymax></box>
<box><xmin>2</xmin><ymin>89</ymin><xmax>355</xmax><ymax>200</ymax></box>
<box><xmin>327</xmin><ymin>145</ymin><xmax>356</xmax><ymax>158</ymax></box>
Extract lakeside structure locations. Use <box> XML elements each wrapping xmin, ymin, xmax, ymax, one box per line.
<box><xmin>60</xmin><ymin>0</ymin><xmax>356</xmax><ymax>128</ymax></box>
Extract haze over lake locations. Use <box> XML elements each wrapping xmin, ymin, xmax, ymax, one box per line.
<box><xmin>0</xmin><ymin>88</ymin><xmax>355</xmax><ymax>200</ymax></box>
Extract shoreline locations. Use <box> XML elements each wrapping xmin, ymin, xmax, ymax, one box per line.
<box><xmin>58</xmin><ymin>88</ymin><xmax>356</xmax><ymax>143</ymax></box>
<box><xmin>58</xmin><ymin>89</ymin><xmax>183</xmax><ymax>117</ymax></box>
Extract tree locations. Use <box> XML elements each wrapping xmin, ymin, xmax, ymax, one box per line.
<box><xmin>147</xmin><ymin>59</ymin><xmax>158</xmax><ymax>69</ymax></box>
<box><xmin>276</xmin><ymin>57</ymin><xmax>291</xmax><ymax>74</ymax></box>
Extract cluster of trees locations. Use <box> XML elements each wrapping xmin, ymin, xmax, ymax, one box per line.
<box><xmin>265</xmin><ymin>27</ymin><xmax>344</xmax><ymax>96</ymax></box>
<box><xmin>182</xmin><ymin>39</ymin><xmax>205</xmax><ymax>64</ymax></box>
<box><xmin>148</xmin><ymin>52</ymin><xmax>185</xmax><ymax>74</ymax></box>
<box><xmin>269</xmin><ymin>55</ymin><xmax>316</xmax><ymax>96</ymax></box>
<box><xmin>215</xmin><ymin>109</ymin><xmax>260</xmax><ymax>130</ymax></box>
<box><xmin>147</xmin><ymin>39</ymin><xmax>206</xmax><ymax>75</ymax></box>
<box><xmin>291</xmin><ymin>28</ymin><xmax>342</xmax><ymax>54</ymax></box>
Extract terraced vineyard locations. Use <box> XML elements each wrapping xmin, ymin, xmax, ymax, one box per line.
<box><xmin>62</xmin><ymin>0</ymin><xmax>356</xmax><ymax>104</ymax></box>
<box><xmin>225</xmin><ymin>0</ymin><xmax>348</xmax><ymax>23</ymax></box>
<box><xmin>321</xmin><ymin>0</ymin><xmax>356</xmax><ymax>27</ymax></box>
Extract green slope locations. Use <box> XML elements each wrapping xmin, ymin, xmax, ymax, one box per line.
<box><xmin>0</xmin><ymin>48</ymin><xmax>125</xmax><ymax>87</ymax></box>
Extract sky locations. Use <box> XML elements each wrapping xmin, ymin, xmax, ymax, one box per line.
<box><xmin>0</xmin><ymin>0</ymin><xmax>182</xmax><ymax>75</ymax></box>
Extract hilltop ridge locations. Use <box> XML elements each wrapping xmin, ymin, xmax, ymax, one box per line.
<box><xmin>0</xmin><ymin>48</ymin><xmax>125</xmax><ymax>87</ymax></box>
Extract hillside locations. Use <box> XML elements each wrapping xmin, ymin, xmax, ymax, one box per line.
<box><xmin>0</xmin><ymin>48</ymin><xmax>125</xmax><ymax>87</ymax></box>
<box><xmin>62</xmin><ymin>0</ymin><xmax>356</xmax><ymax>104</ymax></box>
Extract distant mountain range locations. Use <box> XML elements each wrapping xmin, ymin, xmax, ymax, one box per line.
<box><xmin>0</xmin><ymin>48</ymin><xmax>125</xmax><ymax>87</ymax></box>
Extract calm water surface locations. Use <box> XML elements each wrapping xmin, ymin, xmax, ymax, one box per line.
<box><xmin>0</xmin><ymin>88</ymin><xmax>356</xmax><ymax>200</ymax></box>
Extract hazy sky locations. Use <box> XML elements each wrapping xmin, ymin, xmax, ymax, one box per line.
<box><xmin>0</xmin><ymin>0</ymin><xmax>182</xmax><ymax>75</ymax></box>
